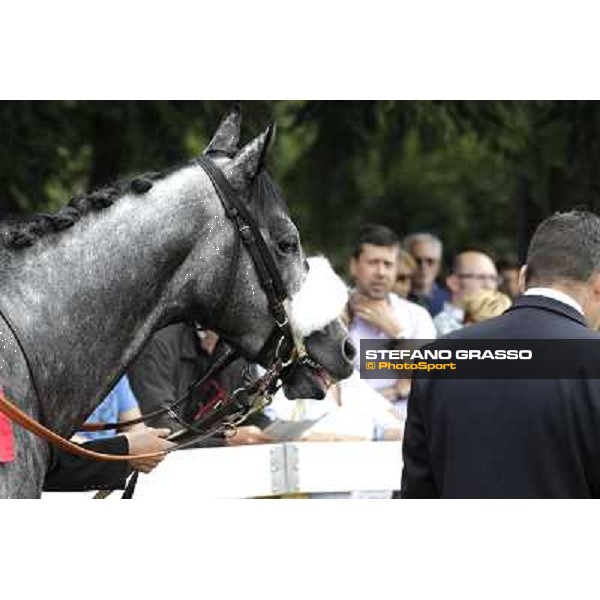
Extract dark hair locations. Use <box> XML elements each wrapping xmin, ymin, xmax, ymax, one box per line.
<box><xmin>352</xmin><ymin>223</ymin><xmax>399</xmax><ymax>259</ymax></box>
<box><xmin>496</xmin><ymin>254</ymin><xmax>520</xmax><ymax>272</ymax></box>
<box><xmin>525</xmin><ymin>210</ymin><xmax>600</xmax><ymax>286</ymax></box>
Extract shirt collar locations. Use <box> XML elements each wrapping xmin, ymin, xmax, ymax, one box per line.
<box><xmin>524</xmin><ymin>287</ymin><xmax>584</xmax><ymax>316</ymax></box>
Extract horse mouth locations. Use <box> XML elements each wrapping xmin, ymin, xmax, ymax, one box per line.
<box><xmin>282</xmin><ymin>359</ymin><xmax>335</xmax><ymax>400</ymax></box>
<box><xmin>313</xmin><ymin>365</ymin><xmax>334</xmax><ymax>392</ymax></box>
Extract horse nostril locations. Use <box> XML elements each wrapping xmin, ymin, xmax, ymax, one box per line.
<box><xmin>342</xmin><ymin>338</ymin><xmax>356</xmax><ymax>363</ymax></box>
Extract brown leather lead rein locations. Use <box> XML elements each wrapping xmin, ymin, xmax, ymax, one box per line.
<box><xmin>0</xmin><ymin>388</ymin><xmax>166</xmax><ymax>462</ymax></box>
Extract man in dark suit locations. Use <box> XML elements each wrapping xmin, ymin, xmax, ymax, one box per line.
<box><xmin>401</xmin><ymin>210</ymin><xmax>600</xmax><ymax>498</ymax></box>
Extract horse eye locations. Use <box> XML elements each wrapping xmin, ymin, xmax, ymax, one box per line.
<box><xmin>277</xmin><ymin>237</ymin><xmax>299</xmax><ymax>254</ymax></box>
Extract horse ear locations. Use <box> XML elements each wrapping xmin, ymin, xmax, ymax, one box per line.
<box><xmin>204</xmin><ymin>103</ymin><xmax>242</xmax><ymax>157</ymax></box>
<box><xmin>229</xmin><ymin>123</ymin><xmax>276</xmax><ymax>181</ymax></box>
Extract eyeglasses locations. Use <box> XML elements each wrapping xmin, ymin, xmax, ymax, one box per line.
<box><xmin>396</xmin><ymin>274</ymin><xmax>412</xmax><ymax>283</ymax></box>
<box><xmin>414</xmin><ymin>257</ymin><xmax>438</xmax><ymax>267</ymax></box>
<box><xmin>456</xmin><ymin>273</ymin><xmax>501</xmax><ymax>284</ymax></box>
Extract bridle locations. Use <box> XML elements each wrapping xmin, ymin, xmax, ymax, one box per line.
<box><xmin>0</xmin><ymin>154</ymin><xmax>314</xmax><ymax>463</ymax></box>
<box><xmin>195</xmin><ymin>155</ymin><xmax>302</xmax><ymax>368</ymax></box>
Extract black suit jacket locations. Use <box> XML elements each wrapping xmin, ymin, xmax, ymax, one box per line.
<box><xmin>43</xmin><ymin>436</ymin><xmax>131</xmax><ymax>492</ymax></box>
<box><xmin>401</xmin><ymin>294</ymin><xmax>600</xmax><ymax>498</ymax></box>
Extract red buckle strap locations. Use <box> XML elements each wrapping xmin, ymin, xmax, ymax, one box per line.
<box><xmin>0</xmin><ymin>392</ymin><xmax>15</xmax><ymax>463</ymax></box>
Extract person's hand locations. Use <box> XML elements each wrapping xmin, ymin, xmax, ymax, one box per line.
<box><xmin>350</xmin><ymin>295</ymin><xmax>403</xmax><ymax>338</ymax></box>
<box><xmin>124</xmin><ymin>427</ymin><xmax>174</xmax><ymax>474</ymax></box>
<box><xmin>225</xmin><ymin>425</ymin><xmax>275</xmax><ymax>446</ymax></box>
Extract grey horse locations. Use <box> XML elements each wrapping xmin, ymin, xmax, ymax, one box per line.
<box><xmin>0</xmin><ymin>107</ymin><xmax>355</xmax><ymax>498</ymax></box>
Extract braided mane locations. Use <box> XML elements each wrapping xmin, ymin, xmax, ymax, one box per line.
<box><xmin>0</xmin><ymin>170</ymin><xmax>169</xmax><ymax>249</ymax></box>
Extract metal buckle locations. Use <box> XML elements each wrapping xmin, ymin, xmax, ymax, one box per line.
<box><xmin>163</xmin><ymin>404</ymin><xmax>179</xmax><ymax>422</ymax></box>
<box><xmin>274</xmin><ymin>334</ymin><xmax>289</xmax><ymax>362</ymax></box>
<box><xmin>239</xmin><ymin>224</ymin><xmax>253</xmax><ymax>242</ymax></box>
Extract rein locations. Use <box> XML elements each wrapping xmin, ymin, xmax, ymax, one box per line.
<box><xmin>0</xmin><ymin>357</ymin><xmax>283</xmax><ymax>462</ymax></box>
<box><xmin>0</xmin><ymin>155</ymin><xmax>308</xmax><ymax>464</ymax></box>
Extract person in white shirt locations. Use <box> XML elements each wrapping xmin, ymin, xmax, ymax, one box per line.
<box><xmin>345</xmin><ymin>224</ymin><xmax>436</xmax><ymax>411</ymax></box>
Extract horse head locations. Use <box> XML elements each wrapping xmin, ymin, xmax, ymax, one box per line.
<box><xmin>0</xmin><ymin>106</ymin><xmax>355</xmax><ymax>436</ymax></box>
<box><xmin>0</xmin><ymin>106</ymin><xmax>358</xmax><ymax>497</ymax></box>
<box><xmin>186</xmin><ymin>106</ymin><xmax>355</xmax><ymax>398</ymax></box>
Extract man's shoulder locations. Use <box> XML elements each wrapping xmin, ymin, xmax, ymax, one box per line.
<box><xmin>431</xmin><ymin>282</ymin><xmax>450</xmax><ymax>300</ymax></box>
<box><xmin>149</xmin><ymin>322</ymin><xmax>192</xmax><ymax>345</ymax></box>
<box><xmin>133</xmin><ymin>322</ymin><xmax>194</xmax><ymax>364</ymax></box>
<box><xmin>441</xmin><ymin>303</ymin><xmax>596</xmax><ymax>341</ymax></box>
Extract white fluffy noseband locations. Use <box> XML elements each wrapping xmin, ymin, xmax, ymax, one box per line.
<box><xmin>288</xmin><ymin>256</ymin><xmax>348</xmax><ymax>337</ymax></box>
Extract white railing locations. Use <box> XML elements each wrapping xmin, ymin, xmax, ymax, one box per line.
<box><xmin>43</xmin><ymin>441</ymin><xmax>403</xmax><ymax>499</ymax></box>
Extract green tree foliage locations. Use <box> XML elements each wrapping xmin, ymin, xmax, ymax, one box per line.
<box><xmin>2</xmin><ymin>101</ymin><xmax>600</xmax><ymax>271</ymax></box>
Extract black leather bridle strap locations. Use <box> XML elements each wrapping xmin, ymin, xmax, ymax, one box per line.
<box><xmin>195</xmin><ymin>156</ymin><xmax>289</xmax><ymax>326</ymax></box>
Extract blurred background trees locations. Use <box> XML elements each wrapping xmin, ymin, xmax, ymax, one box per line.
<box><xmin>2</xmin><ymin>100</ymin><xmax>599</xmax><ymax>271</ymax></box>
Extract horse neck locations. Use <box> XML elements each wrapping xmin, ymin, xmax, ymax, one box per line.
<box><xmin>0</xmin><ymin>167</ymin><xmax>226</xmax><ymax>434</ymax></box>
